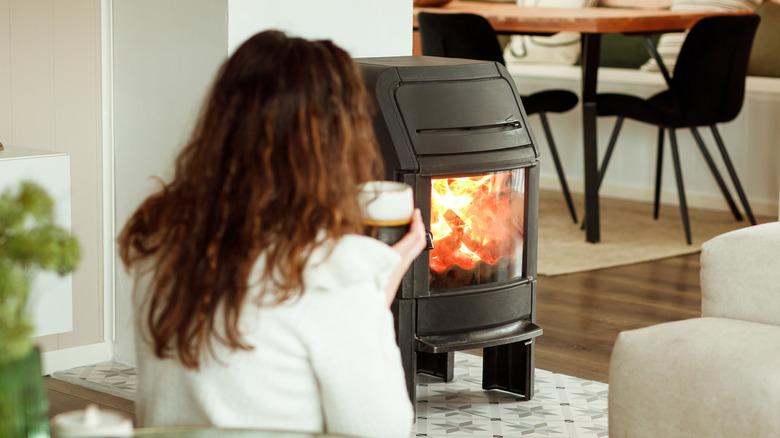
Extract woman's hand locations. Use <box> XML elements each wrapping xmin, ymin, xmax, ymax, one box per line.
<box><xmin>384</xmin><ymin>209</ymin><xmax>427</xmax><ymax>306</ymax></box>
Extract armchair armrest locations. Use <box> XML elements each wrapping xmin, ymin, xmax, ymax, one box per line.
<box><xmin>701</xmin><ymin>222</ymin><xmax>780</xmax><ymax>326</ymax></box>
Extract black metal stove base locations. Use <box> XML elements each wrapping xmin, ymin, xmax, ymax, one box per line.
<box><xmin>417</xmin><ymin>352</ymin><xmax>454</xmax><ymax>382</ymax></box>
<box><xmin>406</xmin><ymin>342</ymin><xmax>536</xmax><ymax>405</ymax></box>
<box><xmin>483</xmin><ymin>340</ymin><xmax>535</xmax><ymax>399</ymax></box>
<box><xmin>393</xmin><ymin>297</ymin><xmax>539</xmax><ymax>408</ymax></box>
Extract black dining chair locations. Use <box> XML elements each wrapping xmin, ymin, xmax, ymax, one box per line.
<box><xmin>594</xmin><ymin>15</ymin><xmax>760</xmax><ymax>244</ymax></box>
<box><xmin>418</xmin><ymin>12</ymin><xmax>580</xmax><ymax>223</ymax></box>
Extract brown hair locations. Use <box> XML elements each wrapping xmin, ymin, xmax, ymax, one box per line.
<box><xmin>118</xmin><ymin>31</ymin><xmax>383</xmax><ymax>369</ymax></box>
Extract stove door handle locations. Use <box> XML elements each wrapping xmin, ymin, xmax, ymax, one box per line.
<box><xmin>425</xmin><ymin>231</ymin><xmax>435</xmax><ymax>250</ymax></box>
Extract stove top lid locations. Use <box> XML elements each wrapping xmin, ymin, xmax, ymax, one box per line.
<box><xmin>358</xmin><ymin>56</ymin><xmax>539</xmax><ymax>173</ymax></box>
<box><xmin>357</xmin><ymin>56</ymin><xmax>500</xmax><ymax>82</ymax></box>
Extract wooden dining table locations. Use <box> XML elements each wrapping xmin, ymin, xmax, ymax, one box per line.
<box><xmin>413</xmin><ymin>1</ymin><xmax>753</xmax><ymax>243</ymax></box>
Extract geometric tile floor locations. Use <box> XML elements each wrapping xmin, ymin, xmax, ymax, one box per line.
<box><xmin>52</xmin><ymin>361</ymin><xmax>138</xmax><ymax>401</ymax></box>
<box><xmin>415</xmin><ymin>353</ymin><xmax>608</xmax><ymax>437</ymax></box>
<box><xmin>52</xmin><ymin>352</ymin><xmax>608</xmax><ymax>437</ymax></box>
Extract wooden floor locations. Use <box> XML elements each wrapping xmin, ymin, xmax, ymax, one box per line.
<box><xmin>535</xmin><ymin>253</ymin><xmax>701</xmax><ymax>382</ymax></box>
<box><xmin>47</xmin><ymin>253</ymin><xmax>702</xmax><ymax>418</ymax></box>
<box><xmin>46</xmin><ymin>376</ymin><xmax>134</xmax><ymax>418</ymax></box>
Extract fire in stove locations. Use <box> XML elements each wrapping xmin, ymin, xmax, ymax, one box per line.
<box><xmin>429</xmin><ymin>169</ymin><xmax>525</xmax><ymax>289</ymax></box>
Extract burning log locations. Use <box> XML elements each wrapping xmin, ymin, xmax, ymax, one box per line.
<box><xmin>444</xmin><ymin>209</ymin><xmax>465</xmax><ymax>235</ymax></box>
<box><xmin>430</xmin><ymin>257</ymin><xmax>517</xmax><ymax>289</ymax></box>
<box><xmin>442</xmin><ymin>209</ymin><xmax>485</xmax><ymax>263</ymax></box>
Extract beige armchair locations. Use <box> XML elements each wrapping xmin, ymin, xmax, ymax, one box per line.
<box><xmin>609</xmin><ymin>222</ymin><xmax>780</xmax><ymax>438</ymax></box>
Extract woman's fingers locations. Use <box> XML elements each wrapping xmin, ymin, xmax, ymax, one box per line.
<box><xmin>409</xmin><ymin>209</ymin><xmax>427</xmax><ymax>253</ymax></box>
<box><xmin>392</xmin><ymin>209</ymin><xmax>426</xmax><ymax>263</ymax></box>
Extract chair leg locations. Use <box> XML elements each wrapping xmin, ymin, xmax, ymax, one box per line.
<box><xmin>597</xmin><ymin>116</ymin><xmax>624</xmax><ymax>190</ymax></box>
<box><xmin>710</xmin><ymin>125</ymin><xmax>757</xmax><ymax>226</ymax></box>
<box><xmin>653</xmin><ymin>127</ymin><xmax>664</xmax><ymax>220</ymax></box>
<box><xmin>581</xmin><ymin>116</ymin><xmax>624</xmax><ymax>230</ymax></box>
<box><xmin>690</xmin><ymin>127</ymin><xmax>742</xmax><ymax>222</ymax></box>
<box><xmin>669</xmin><ymin>129</ymin><xmax>692</xmax><ymax>245</ymax></box>
<box><xmin>539</xmin><ymin>112</ymin><xmax>578</xmax><ymax>224</ymax></box>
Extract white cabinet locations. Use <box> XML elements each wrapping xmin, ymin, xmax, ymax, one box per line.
<box><xmin>0</xmin><ymin>146</ymin><xmax>73</xmax><ymax>337</ymax></box>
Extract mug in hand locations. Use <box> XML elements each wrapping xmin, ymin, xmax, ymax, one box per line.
<box><xmin>358</xmin><ymin>181</ymin><xmax>414</xmax><ymax>246</ymax></box>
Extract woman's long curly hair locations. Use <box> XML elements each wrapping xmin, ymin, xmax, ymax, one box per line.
<box><xmin>118</xmin><ymin>31</ymin><xmax>383</xmax><ymax>369</ymax></box>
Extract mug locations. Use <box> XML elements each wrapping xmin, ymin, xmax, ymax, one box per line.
<box><xmin>358</xmin><ymin>181</ymin><xmax>414</xmax><ymax>246</ymax></box>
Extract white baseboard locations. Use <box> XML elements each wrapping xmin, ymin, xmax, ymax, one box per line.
<box><xmin>41</xmin><ymin>341</ymin><xmax>113</xmax><ymax>375</ymax></box>
<box><xmin>540</xmin><ymin>177</ymin><xmax>780</xmax><ymax>219</ymax></box>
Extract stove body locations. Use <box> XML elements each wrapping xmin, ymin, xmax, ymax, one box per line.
<box><xmin>358</xmin><ymin>56</ymin><xmax>542</xmax><ymax>403</ymax></box>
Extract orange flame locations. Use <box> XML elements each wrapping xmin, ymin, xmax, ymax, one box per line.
<box><xmin>429</xmin><ymin>173</ymin><xmax>523</xmax><ymax>273</ymax></box>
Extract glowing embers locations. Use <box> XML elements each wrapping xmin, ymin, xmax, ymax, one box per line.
<box><xmin>429</xmin><ymin>170</ymin><xmax>525</xmax><ymax>289</ymax></box>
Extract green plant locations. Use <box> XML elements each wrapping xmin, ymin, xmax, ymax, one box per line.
<box><xmin>0</xmin><ymin>181</ymin><xmax>80</xmax><ymax>362</ymax></box>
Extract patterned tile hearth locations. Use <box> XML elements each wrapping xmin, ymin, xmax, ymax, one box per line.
<box><xmin>51</xmin><ymin>352</ymin><xmax>608</xmax><ymax>437</ymax></box>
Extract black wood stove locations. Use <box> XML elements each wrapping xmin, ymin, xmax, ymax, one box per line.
<box><xmin>358</xmin><ymin>56</ymin><xmax>543</xmax><ymax>404</ymax></box>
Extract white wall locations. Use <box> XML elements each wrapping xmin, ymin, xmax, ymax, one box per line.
<box><xmin>0</xmin><ymin>0</ymin><xmax>105</xmax><ymax>359</ymax></box>
<box><xmin>510</xmin><ymin>65</ymin><xmax>780</xmax><ymax>216</ymax></box>
<box><xmin>111</xmin><ymin>0</ymin><xmax>229</xmax><ymax>364</ymax></box>
<box><xmin>227</xmin><ymin>0</ymin><xmax>412</xmax><ymax>57</ymax></box>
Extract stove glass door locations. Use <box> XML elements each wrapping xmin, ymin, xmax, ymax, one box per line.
<box><xmin>429</xmin><ymin>169</ymin><xmax>525</xmax><ymax>290</ymax></box>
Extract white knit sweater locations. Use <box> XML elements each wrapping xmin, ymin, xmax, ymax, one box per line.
<box><xmin>133</xmin><ymin>235</ymin><xmax>413</xmax><ymax>437</ymax></box>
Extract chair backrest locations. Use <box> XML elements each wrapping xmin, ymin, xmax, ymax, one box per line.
<box><xmin>417</xmin><ymin>12</ymin><xmax>505</xmax><ymax>65</ymax></box>
<box><xmin>672</xmin><ymin>14</ymin><xmax>760</xmax><ymax>125</ymax></box>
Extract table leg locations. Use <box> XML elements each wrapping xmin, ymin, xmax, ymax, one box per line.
<box><xmin>581</xmin><ymin>33</ymin><xmax>601</xmax><ymax>243</ymax></box>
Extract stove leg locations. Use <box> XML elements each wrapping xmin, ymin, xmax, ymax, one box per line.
<box><xmin>392</xmin><ymin>299</ymin><xmax>418</xmax><ymax>406</ymax></box>
<box><xmin>404</xmin><ymin>350</ymin><xmax>417</xmax><ymax>412</ymax></box>
<box><xmin>482</xmin><ymin>339</ymin><xmax>535</xmax><ymax>400</ymax></box>
<box><xmin>417</xmin><ymin>352</ymin><xmax>454</xmax><ymax>382</ymax></box>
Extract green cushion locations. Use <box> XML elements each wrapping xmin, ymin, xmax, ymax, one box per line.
<box><xmin>598</xmin><ymin>34</ymin><xmax>659</xmax><ymax>69</ymax></box>
<box><xmin>748</xmin><ymin>2</ymin><xmax>780</xmax><ymax>78</ymax></box>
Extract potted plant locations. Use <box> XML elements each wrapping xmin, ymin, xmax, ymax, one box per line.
<box><xmin>0</xmin><ymin>181</ymin><xmax>80</xmax><ymax>437</ymax></box>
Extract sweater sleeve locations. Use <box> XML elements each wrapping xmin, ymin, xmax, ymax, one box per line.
<box><xmin>304</xmin><ymin>281</ymin><xmax>414</xmax><ymax>438</ymax></box>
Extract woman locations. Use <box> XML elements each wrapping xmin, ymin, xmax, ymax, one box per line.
<box><xmin>119</xmin><ymin>31</ymin><xmax>424</xmax><ymax>437</ymax></box>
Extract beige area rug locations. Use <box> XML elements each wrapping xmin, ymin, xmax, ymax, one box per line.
<box><xmin>538</xmin><ymin>190</ymin><xmax>769</xmax><ymax>276</ymax></box>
